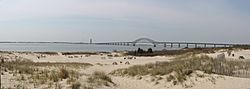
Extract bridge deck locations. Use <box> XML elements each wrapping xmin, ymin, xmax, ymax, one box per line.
<box><xmin>92</xmin><ymin>38</ymin><xmax>245</xmax><ymax>48</ymax></box>
<box><xmin>94</xmin><ymin>42</ymin><xmax>235</xmax><ymax>48</ymax></box>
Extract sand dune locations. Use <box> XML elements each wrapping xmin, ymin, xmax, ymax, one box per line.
<box><xmin>1</xmin><ymin>50</ymin><xmax>250</xmax><ymax>89</ymax></box>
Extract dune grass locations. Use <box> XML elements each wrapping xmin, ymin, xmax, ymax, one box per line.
<box><xmin>87</xmin><ymin>71</ymin><xmax>115</xmax><ymax>87</ymax></box>
<box><xmin>71</xmin><ymin>82</ymin><xmax>81</xmax><ymax>89</ymax></box>
<box><xmin>111</xmin><ymin>55</ymin><xmax>250</xmax><ymax>84</ymax></box>
<box><xmin>1</xmin><ymin>60</ymin><xmax>92</xmax><ymax>88</ymax></box>
<box><xmin>2</xmin><ymin>59</ymin><xmax>93</xmax><ymax>71</ymax></box>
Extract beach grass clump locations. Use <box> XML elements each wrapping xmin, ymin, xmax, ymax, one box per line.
<box><xmin>111</xmin><ymin>55</ymin><xmax>250</xmax><ymax>84</ymax></box>
<box><xmin>82</xmin><ymin>85</ymin><xmax>94</xmax><ymax>89</ymax></box>
<box><xmin>71</xmin><ymin>82</ymin><xmax>81</xmax><ymax>89</ymax></box>
<box><xmin>87</xmin><ymin>71</ymin><xmax>115</xmax><ymax>87</ymax></box>
<box><xmin>67</xmin><ymin>70</ymin><xmax>80</xmax><ymax>84</ymax></box>
<box><xmin>59</xmin><ymin>67</ymin><xmax>69</xmax><ymax>79</ymax></box>
<box><xmin>40</xmin><ymin>68</ymin><xmax>80</xmax><ymax>83</ymax></box>
<box><xmin>1</xmin><ymin>60</ymin><xmax>88</xmax><ymax>88</ymax></box>
<box><xmin>117</xmin><ymin>65</ymin><xmax>149</xmax><ymax>76</ymax></box>
<box><xmin>48</xmin><ymin>70</ymin><xmax>60</xmax><ymax>82</ymax></box>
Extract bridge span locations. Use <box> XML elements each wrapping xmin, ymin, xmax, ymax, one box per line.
<box><xmin>94</xmin><ymin>38</ymin><xmax>235</xmax><ymax>48</ymax></box>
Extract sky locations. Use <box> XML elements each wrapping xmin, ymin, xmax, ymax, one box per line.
<box><xmin>0</xmin><ymin>0</ymin><xmax>250</xmax><ymax>43</ymax></box>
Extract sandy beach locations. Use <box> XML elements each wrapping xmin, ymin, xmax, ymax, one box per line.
<box><xmin>1</xmin><ymin>49</ymin><xmax>250</xmax><ymax>89</ymax></box>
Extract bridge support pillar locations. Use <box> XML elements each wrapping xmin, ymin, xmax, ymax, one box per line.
<box><xmin>186</xmin><ymin>44</ymin><xmax>189</xmax><ymax>48</ymax></box>
<box><xmin>195</xmin><ymin>44</ymin><xmax>197</xmax><ymax>48</ymax></box>
<box><xmin>178</xmin><ymin>43</ymin><xmax>181</xmax><ymax>48</ymax></box>
<box><xmin>204</xmin><ymin>44</ymin><xmax>207</xmax><ymax>48</ymax></box>
<box><xmin>164</xmin><ymin>43</ymin><xmax>167</xmax><ymax>47</ymax></box>
<box><xmin>171</xmin><ymin>43</ymin><xmax>173</xmax><ymax>48</ymax></box>
<box><xmin>214</xmin><ymin>44</ymin><xmax>216</xmax><ymax>48</ymax></box>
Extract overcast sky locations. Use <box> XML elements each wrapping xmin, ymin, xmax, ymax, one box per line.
<box><xmin>0</xmin><ymin>0</ymin><xmax>249</xmax><ymax>43</ymax></box>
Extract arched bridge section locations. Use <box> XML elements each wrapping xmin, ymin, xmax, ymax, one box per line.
<box><xmin>132</xmin><ymin>38</ymin><xmax>157</xmax><ymax>44</ymax></box>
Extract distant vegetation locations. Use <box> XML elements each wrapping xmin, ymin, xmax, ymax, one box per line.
<box><xmin>34</xmin><ymin>52</ymin><xmax>59</xmax><ymax>55</ymax></box>
<box><xmin>233</xmin><ymin>45</ymin><xmax>250</xmax><ymax>49</ymax></box>
<box><xmin>127</xmin><ymin>46</ymin><xmax>250</xmax><ymax>57</ymax></box>
<box><xmin>61</xmin><ymin>52</ymin><xmax>99</xmax><ymax>55</ymax></box>
<box><xmin>125</xmin><ymin>47</ymin><xmax>232</xmax><ymax>56</ymax></box>
<box><xmin>0</xmin><ymin>51</ymin><xmax>13</xmax><ymax>54</ymax></box>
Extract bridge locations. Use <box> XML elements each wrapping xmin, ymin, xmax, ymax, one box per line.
<box><xmin>94</xmin><ymin>38</ymin><xmax>235</xmax><ymax>48</ymax></box>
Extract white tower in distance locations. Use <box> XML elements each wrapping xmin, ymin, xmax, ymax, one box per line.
<box><xmin>90</xmin><ymin>38</ymin><xmax>92</xmax><ymax>44</ymax></box>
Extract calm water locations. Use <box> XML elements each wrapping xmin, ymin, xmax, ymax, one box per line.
<box><xmin>0</xmin><ymin>43</ymin><xmax>207</xmax><ymax>52</ymax></box>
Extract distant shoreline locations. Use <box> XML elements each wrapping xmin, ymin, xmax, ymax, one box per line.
<box><xmin>1</xmin><ymin>42</ymin><xmax>249</xmax><ymax>53</ymax></box>
<box><xmin>0</xmin><ymin>47</ymin><xmax>240</xmax><ymax>56</ymax></box>
<box><xmin>0</xmin><ymin>42</ymin><xmax>88</xmax><ymax>44</ymax></box>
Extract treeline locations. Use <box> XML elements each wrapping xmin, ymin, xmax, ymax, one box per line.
<box><xmin>233</xmin><ymin>45</ymin><xmax>250</xmax><ymax>49</ymax></box>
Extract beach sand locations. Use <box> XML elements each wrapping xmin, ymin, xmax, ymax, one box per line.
<box><xmin>1</xmin><ymin>49</ymin><xmax>250</xmax><ymax>89</ymax></box>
